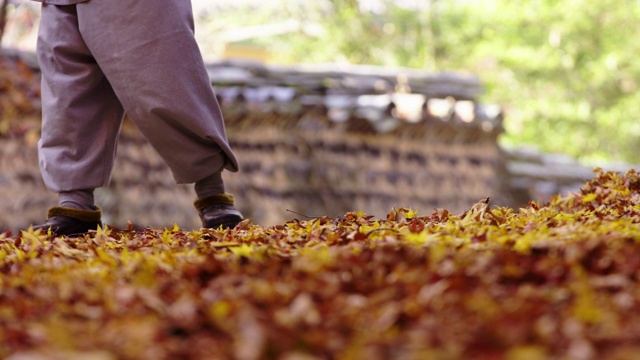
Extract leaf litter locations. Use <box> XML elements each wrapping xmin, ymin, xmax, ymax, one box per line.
<box><xmin>2</xmin><ymin>168</ymin><xmax>640</xmax><ymax>359</ymax></box>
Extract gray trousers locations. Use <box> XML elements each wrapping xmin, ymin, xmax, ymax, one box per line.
<box><xmin>36</xmin><ymin>0</ymin><xmax>238</xmax><ymax>192</ymax></box>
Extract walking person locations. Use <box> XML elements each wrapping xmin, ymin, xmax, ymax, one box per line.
<box><xmin>30</xmin><ymin>0</ymin><xmax>243</xmax><ymax>235</ymax></box>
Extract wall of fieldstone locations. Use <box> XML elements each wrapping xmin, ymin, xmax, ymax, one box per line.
<box><xmin>0</xmin><ymin>50</ymin><xmax>513</xmax><ymax>231</ymax></box>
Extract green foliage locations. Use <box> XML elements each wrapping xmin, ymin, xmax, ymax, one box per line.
<box><xmin>214</xmin><ymin>0</ymin><xmax>640</xmax><ymax>164</ymax></box>
<box><xmin>478</xmin><ymin>0</ymin><xmax>640</xmax><ymax>165</ymax></box>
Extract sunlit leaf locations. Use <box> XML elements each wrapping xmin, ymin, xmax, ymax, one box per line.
<box><xmin>0</xmin><ymin>169</ymin><xmax>639</xmax><ymax>358</ymax></box>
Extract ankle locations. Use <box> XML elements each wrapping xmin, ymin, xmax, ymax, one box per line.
<box><xmin>194</xmin><ymin>171</ymin><xmax>225</xmax><ymax>199</ymax></box>
<box><xmin>59</xmin><ymin>189</ymin><xmax>96</xmax><ymax>210</ymax></box>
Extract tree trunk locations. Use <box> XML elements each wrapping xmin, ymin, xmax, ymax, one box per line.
<box><xmin>0</xmin><ymin>0</ymin><xmax>8</xmax><ymax>46</ymax></box>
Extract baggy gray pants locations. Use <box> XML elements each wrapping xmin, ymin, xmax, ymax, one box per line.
<box><xmin>36</xmin><ymin>0</ymin><xmax>238</xmax><ymax>192</ymax></box>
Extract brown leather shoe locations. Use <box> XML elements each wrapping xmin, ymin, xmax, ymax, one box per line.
<box><xmin>32</xmin><ymin>206</ymin><xmax>102</xmax><ymax>236</ymax></box>
<box><xmin>194</xmin><ymin>193</ymin><xmax>243</xmax><ymax>229</ymax></box>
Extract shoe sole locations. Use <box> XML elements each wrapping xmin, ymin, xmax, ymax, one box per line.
<box><xmin>205</xmin><ymin>214</ymin><xmax>243</xmax><ymax>229</ymax></box>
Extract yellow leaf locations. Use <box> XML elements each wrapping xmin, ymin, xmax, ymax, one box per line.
<box><xmin>506</xmin><ymin>346</ymin><xmax>548</xmax><ymax>360</ymax></box>
<box><xmin>94</xmin><ymin>224</ymin><xmax>112</xmax><ymax>237</ymax></box>
<box><xmin>14</xmin><ymin>248</ymin><xmax>25</xmax><ymax>262</ymax></box>
<box><xmin>161</xmin><ymin>229</ymin><xmax>174</xmax><ymax>245</ymax></box>
<box><xmin>359</xmin><ymin>221</ymin><xmax>380</xmax><ymax>234</ymax></box>
<box><xmin>351</xmin><ymin>246</ymin><xmax>363</xmax><ymax>256</ymax></box>
<box><xmin>94</xmin><ymin>247</ymin><xmax>117</xmax><ymax>267</ymax></box>
<box><xmin>230</xmin><ymin>243</ymin><xmax>253</xmax><ymax>257</ymax></box>
<box><xmin>571</xmin><ymin>265</ymin><xmax>603</xmax><ymax>324</ymax></box>
<box><xmin>209</xmin><ymin>301</ymin><xmax>231</xmax><ymax>319</ymax></box>
<box><xmin>402</xmin><ymin>208</ymin><xmax>418</xmax><ymax>219</ymax></box>
<box><xmin>404</xmin><ymin>231</ymin><xmax>427</xmax><ymax>246</ymax></box>
<box><xmin>20</xmin><ymin>226</ymin><xmax>44</xmax><ymax>246</ymax></box>
<box><xmin>581</xmin><ymin>193</ymin><xmax>597</xmax><ymax>203</ymax></box>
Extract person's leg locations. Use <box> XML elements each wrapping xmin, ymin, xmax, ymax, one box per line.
<box><xmin>38</xmin><ymin>5</ymin><xmax>125</xmax><ymax>192</ymax></box>
<box><xmin>75</xmin><ymin>0</ymin><xmax>242</xmax><ymax>228</ymax></box>
<box><xmin>33</xmin><ymin>4</ymin><xmax>125</xmax><ymax>235</ymax></box>
<box><xmin>75</xmin><ymin>0</ymin><xmax>238</xmax><ymax>183</ymax></box>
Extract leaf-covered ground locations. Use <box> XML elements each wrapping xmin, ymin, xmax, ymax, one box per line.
<box><xmin>2</xmin><ymin>169</ymin><xmax>640</xmax><ymax>360</ymax></box>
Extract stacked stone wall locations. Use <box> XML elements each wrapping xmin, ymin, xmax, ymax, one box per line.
<box><xmin>0</xmin><ymin>51</ymin><xmax>507</xmax><ymax>231</ymax></box>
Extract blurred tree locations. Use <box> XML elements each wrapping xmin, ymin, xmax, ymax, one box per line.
<box><xmin>3</xmin><ymin>0</ymin><xmax>639</xmax><ymax>164</ymax></box>
<box><xmin>256</xmin><ymin>0</ymin><xmax>640</xmax><ymax>165</ymax></box>
<box><xmin>0</xmin><ymin>0</ymin><xmax>8</xmax><ymax>43</ymax></box>
<box><xmin>476</xmin><ymin>0</ymin><xmax>640</xmax><ymax>165</ymax></box>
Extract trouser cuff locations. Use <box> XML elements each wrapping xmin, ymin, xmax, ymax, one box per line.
<box><xmin>193</xmin><ymin>193</ymin><xmax>235</xmax><ymax>212</ymax></box>
<box><xmin>47</xmin><ymin>206</ymin><xmax>102</xmax><ymax>222</ymax></box>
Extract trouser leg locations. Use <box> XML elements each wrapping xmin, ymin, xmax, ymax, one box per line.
<box><xmin>37</xmin><ymin>4</ymin><xmax>125</xmax><ymax>192</ymax></box>
<box><xmin>75</xmin><ymin>0</ymin><xmax>239</xmax><ymax>184</ymax></box>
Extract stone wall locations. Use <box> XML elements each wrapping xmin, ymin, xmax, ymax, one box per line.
<box><xmin>223</xmin><ymin>110</ymin><xmax>504</xmax><ymax>225</ymax></box>
<box><xmin>0</xmin><ymin>51</ymin><xmax>508</xmax><ymax>231</ymax></box>
<box><xmin>212</xmin><ymin>61</ymin><xmax>507</xmax><ymax>225</ymax></box>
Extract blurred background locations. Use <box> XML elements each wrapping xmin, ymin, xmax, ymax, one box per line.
<box><xmin>1</xmin><ymin>0</ymin><xmax>639</xmax><ymax>231</ymax></box>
